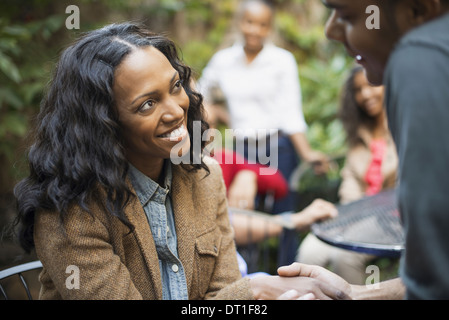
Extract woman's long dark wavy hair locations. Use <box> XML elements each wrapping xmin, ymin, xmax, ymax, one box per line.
<box><xmin>338</xmin><ymin>66</ymin><xmax>380</xmax><ymax>147</ymax></box>
<box><xmin>13</xmin><ymin>22</ymin><xmax>210</xmax><ymax>253</ymax></box>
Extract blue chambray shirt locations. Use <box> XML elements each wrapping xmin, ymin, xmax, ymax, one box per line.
<box><xmin>128</xmin><ymin>161</ymin><xmax>188</xmax><ymax>300</ymax></box>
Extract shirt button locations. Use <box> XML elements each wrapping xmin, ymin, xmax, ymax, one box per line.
<box><xmin>172</xmin><ymin>264</ymin><xmax>179</xmax><ymax>273</ymax></box>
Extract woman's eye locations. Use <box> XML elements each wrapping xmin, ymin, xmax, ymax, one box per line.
<box><xmin>174</xmin><ymin>80</ymin><xmax>182</xmax><ymax>90</ymax></box>
<box><xmin>139</xmin><ymin>100</ymin><xmax>155</xmax><ymax>112</ymax></box>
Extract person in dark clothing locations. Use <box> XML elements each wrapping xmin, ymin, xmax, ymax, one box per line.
<box><xmin>278</xmin><ymin>0</ymin><xmax>449</xmax><ymax>300</ymax></box>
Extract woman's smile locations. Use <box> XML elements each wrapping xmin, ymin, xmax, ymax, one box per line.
<box><xmin>158</xmin><ymin>123</ymin><xmax>188</xmax><ymax>142</ymax></box>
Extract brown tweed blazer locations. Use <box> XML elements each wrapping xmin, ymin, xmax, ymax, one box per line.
<box><xmin>34</xmin><ymin>157</ymin><xmax>254</xmax><ymax>300</ymax></box>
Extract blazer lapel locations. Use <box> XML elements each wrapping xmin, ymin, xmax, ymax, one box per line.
<box><xmin>171</xmin><ymin>165</ymin><xmax>196</xmax><ymax>293</ymax></box>
<box><xmin>124</xmin><ymin>186</ymin><xmax>163</xmax><ymax>299</ymax></box>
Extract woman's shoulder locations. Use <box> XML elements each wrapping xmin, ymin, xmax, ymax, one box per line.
<box><xmin>34</xmin><ymin>185</ymin><xmax>122</xmax><ymax>231</ymax></box>
<box><xmin>196</xmin><ymin>156</ymin><xmax>223</xmax><ymax>182</ymax></box>
<box><xmin>174</xmin><ymin>156</ymin><xmax>224</xmax><ymax>186</ymax></box>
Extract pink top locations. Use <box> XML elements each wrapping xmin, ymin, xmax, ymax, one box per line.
<box><xmin>364</xmin><ymin>139</ymin><xmax>387</xmax><ymax>196</ymax></box>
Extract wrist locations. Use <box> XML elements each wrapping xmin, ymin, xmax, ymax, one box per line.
<box><xmin>290</xmin><ymin>212</ymin><xmax>309</xmax><ymax>230</ymax></box>
<box><xmin>350</xmin><ymin>285</ymin><xmax>369</xmax><ymax>300</ymax></box>
<box><xmin>350</xmin><ymin>278</ymin><xmax>405</xmax><ymax>300</ymax></box>
<box><xmin>249</xmin><ymin>276</ymin><xmax>265</xmax><ymax>300</ymax></box>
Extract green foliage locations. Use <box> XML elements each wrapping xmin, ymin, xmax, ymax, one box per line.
<box><xmin>300</xmin><ymin>55</ymin><xmax>351</xmax><ymax>155</ymax></box>
<box><xmin>175</xmin><ymin>0</ymin><xmax>237</xmax><ymax>74</ymax></box>
<box><xmin>275</xmin><ymin>10</ymin><xmax>351</xmax><ymax>156</ymax></box>
<box><xmin>0</xmin><ymin>13</ymin><xmax>65</xmax><ymax>179</ymax></box>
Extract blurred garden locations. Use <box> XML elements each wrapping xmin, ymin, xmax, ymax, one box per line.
<box><xmin>0</xmin><ymin>0</ymin><xmax>356</xmax><ymax>272</ymax></box>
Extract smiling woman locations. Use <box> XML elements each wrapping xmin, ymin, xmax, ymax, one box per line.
<box><xmin>13</xmin><ymin>23</ymin><xmax>209</xmax><ymax>252</ymax></box>
<box><xmin>11</xmin><ymin>23</ymin><xmax>234</xmax><ymax>300</ymax></box>
<box><xmin>114</xmin><ymin>46</ymin><xmax>191</xmax><ymax>182</ymax></box>
<box><xmin>297</xmin><ymin>67</ymin><xmax>398</xmax><ymax>285</ymax></box>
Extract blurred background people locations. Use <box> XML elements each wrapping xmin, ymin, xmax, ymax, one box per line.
<box><xmin>297</xmin><ymin>66</ymin><xmax>398</xmax><ymax>284</ymax></box>
<box><xmin>213</xmin><ymin>148</ymin><xmax>337</xmax><ymax>277</ymax></box>
<box><xmin>197</xmin><ymin>0</ymin><xmax>327</xmax><ymax>265</ymax></box>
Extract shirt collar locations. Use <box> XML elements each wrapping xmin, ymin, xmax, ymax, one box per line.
<box><xmin>128</xmin><ymin>160</ymin><xmax>172</xmax><ymax>206</ymax></box>
<box><xmin>233</xmin><ymin>40</ymin><xmax>275</xmax><ymax>62</ymax></box>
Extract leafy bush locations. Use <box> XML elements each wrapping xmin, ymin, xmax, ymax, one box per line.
<box><xmin>0</xmin><ymin>14</ymin><xmax>65</xmax><ymax>182</ymax></box>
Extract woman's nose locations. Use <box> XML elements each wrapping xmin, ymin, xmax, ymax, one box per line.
<box><xmin>361</xmin><ymin>86</ymin><xmax>374</xmax><ymax>99</ymax></box>
<box><xmin>161</xmin><ymin>97</ymin><xmax>188</xmax><ymax>124</ymax></box>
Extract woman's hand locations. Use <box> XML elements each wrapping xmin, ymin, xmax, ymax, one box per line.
<box><xmin>304</xmin><ymin>150</ymin><xmax>330</xmax><ymax>175</ymax></box>
<box><xmin>227</xmin><ymin>170</ymin><xmax>258</xmax><ymax>210</ymax></box>
<box><xmin>290</xmin><ymin>199</ymin><xmax>338</xmax><ymax>230</ymax></box>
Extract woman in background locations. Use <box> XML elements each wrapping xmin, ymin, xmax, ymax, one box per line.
<box><xmin>297</xmin><ymin>66</ymin><xmax>398</xmax><ymax>285</ymax></box>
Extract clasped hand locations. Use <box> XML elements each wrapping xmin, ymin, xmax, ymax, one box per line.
<box><xmin>275</xmin><ymin>263</ymin><xmax>352</xmax><ymax>300</ymax></box>
<box><xmin>249</xmin><ymin>263</ymin><xmax>351</xmax><ymax>300</ymax></box>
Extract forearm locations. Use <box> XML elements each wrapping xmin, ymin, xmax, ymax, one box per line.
<box><xmin>288</xmin><ymin>213</ymin><xmax>313</xmax><ymax>231</ymax></box>
<box><xmin>289</xmin><ymin>132</ymin><xmax>312</xmax><ymax>161</ymax></box>
<box><xmin>232</xmin><ymin>212</ymin><xmax>315</xmax><ymax>245</ymax></box>
<box><xmin>232</xmin><ymin>213</ymin><xmax>283</xmax><ymax>245</ymax></box>
<box><xmin>288</xmin><ymin>199</ymin><xmax>338</xmax><ymax>230</ymax></box>
<box><xmin>209</xmin><ymin>277</ymin><xmax>255</xmax><ymax>300</ymax></box>
<box><xmin>289</xmin><ymin>132</ymin><xmax>328</xmax><ymax>175</ymax></box>
<box><xmin>350</xmin><ymin>278</ymin><xmax>405</xmax><ymax>300</ymax></box>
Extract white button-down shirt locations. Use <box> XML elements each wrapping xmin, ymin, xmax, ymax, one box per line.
<box><xmin>198</xmin><ymin>42</ymin><xmax>307</xmax><ymax>140</ymax></box>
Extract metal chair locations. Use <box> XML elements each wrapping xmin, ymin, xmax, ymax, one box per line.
<box><xmin>0</xmin><ymin>260</ymin><xmax>42</xmax><ymax>300</ymax></box>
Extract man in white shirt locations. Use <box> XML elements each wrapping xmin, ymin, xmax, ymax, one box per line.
<box><xmin>198</xmin><ymin>0</ymin><xmax>327</xmax><ymax>265</ymax></box>
<box><xmin>200</xmin><ymin>42</ymin><xmax>309</xmax><ymax>140</ymax></box>
<box><xmin>198</xmin><ymin>0</ymin><xmax>326</xmax><ymax>203</ymax></box>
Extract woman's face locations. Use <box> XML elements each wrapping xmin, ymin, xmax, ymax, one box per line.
<box><xmin>113</xmin><ymin>46</ymin><xmax>190</xmax><ymax>169</ymax></box>
<box><xmin>353</xmin><ymin>70</ymin><xmax>384</xmax><ymax>117</ymax></box>
<box><xmin>239</xmin><ymin>2</ymin><xmax>273</xmax><ymax>52</ymax></box>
